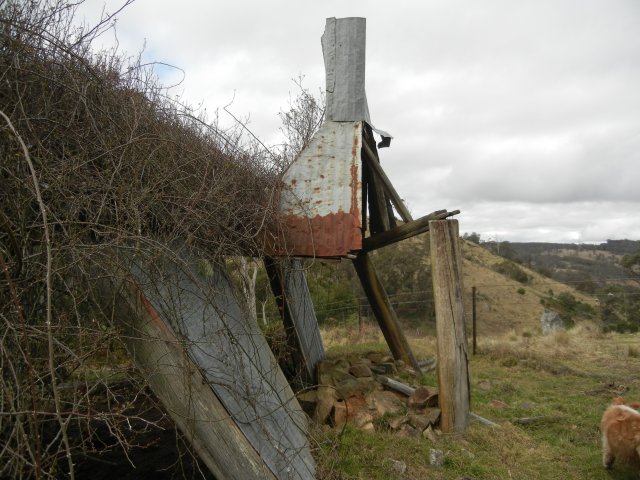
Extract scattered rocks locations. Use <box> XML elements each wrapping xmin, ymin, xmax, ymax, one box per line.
<box><xmin>398</xmin><ymin>424</ymin><xmax>420</xmax><ymax>439</ymax></box>
<box><xmin>422</xmin><ymin>425</ymin><xmax>438</xmax><ymax>442</ymax></box>
<box><xmin>541</xmin><ymin>309</ymin><xmax>565</xmax><ymax>335</ymax></box>
<box><xmin>388</xmin><ymin>415</ymin><xmax>408</xmax><ymax>430</ymax></box>
<box><xmin>298</xmin><ymin>353</ymin><xmax>444</xmax><ymax>440</ymax></box>
<box><xmin>429</xmin><ymin>448</ymin><xmax>445</xmax><ymax>467</ymax></box>
<box><xmin>408</xmin><ymin>386</ymin><xmax>438</xmax><ymax>409</ymax></box>
<box><xmin>313</xmin><ymin>386</ymin><xmax>335</xmax><ymax>424</ymax></box>
<box><xmin>520</xmin><ymin>401</ymin><xmax>534</xmax><ymax>410</ymax></box>
<box><xmin>409</xmin><ymin>410</ymin><xmax>440</xmax><ymax>430</ymax></box>
<box><xmin>371</xmin><ymin>362</ymin><xmax>397</xmax><ymax>375</ymax></box>
<box><xmin>365</xmin><ymin>351</ymin><xmax>385</xmax><ymax>363</ymax></box>
<box><xmin>349</xmin><ymin>363</ymin><xmax>373</xmax><ymax>378</ymax></box>
<box><xmin>359</xmin><ymin>422</ymin><xmax>375</xmax><ymax>433</ymax></box>
<box><xmin>353</xmin><ymin>410</ymin><xmax>374</xmax><ymax>429</ymax></box>
<box><xmin>390</xmin><ymin>459</ymin><xmax>407</xmax><ymax>475</ymax></box>
<box><xmin>489</xmin><ymin>399</ymin><xmax>509</xmax><ymax>409</ymax></box>
<box><xmin>335</xmin><ymin>376</ymin><xmax>375</xmax><ymax>398</ymax></box>
<box><xmin>368</xmin><ymin>390</ymin><xmax>404</xmax><ymax>417</ymax></box>
<box><xmin>477</xmin><ymin>380</ymin><xmax>491</xmax><ymax>391</ymax></box>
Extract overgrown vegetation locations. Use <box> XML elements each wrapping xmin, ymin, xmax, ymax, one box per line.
<box><xmin>0</xmin><ymin>1</ymin><xmax>282</xmax><ymax>477</ymax></box>
<box><xmin>539</xmin><ymin>291</ymin><xmax>597</xmax><ymax>328</ymax></box>
<box><xmin>599</xmin><ymin>285</ymin><xmax>640</xmax><ymax>333</ymax></box>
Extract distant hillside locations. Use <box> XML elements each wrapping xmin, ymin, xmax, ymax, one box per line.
<box><xmin>469</xmin><ymin>239</ymin><xmax>640</xmax><ymax>333</ymax></box>
<box><xmin>501</xmin><ymin>240</ymin><xmax>640</xmax><ymax>287</ymax></box>
<box><xmin>459</xmin><ymin>240</ymin><xmax>599</xmax><ymax>335</ymax></box>
<box><xmin>290</xmin><ymin>236</ymin><xmax>639</xmax><ymax>339</ymax></box>
<box><xmin>363</xmin><ymin>235</ymin><xmax>603</xmax><ymax>336</ymax></box>
<box><xmin>507</xmin><ymin>239</ymin><xmax>640</xmax><ymax>257</ymax></box>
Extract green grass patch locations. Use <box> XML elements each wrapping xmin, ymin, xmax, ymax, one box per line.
<box><xmin>315</xmin><ymin>328</ymin><xmax>640</xmax><ymax>479</ymax></box>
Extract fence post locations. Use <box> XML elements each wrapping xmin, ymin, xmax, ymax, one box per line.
<box><xmin>429</xmin><ymin>219</ymin><xmax>470</xmax><ymax>434</ymax></box>
<box><xmin>472</xmin><ymin>286</ymin><xmax>477</xmax><ymax>355</ymax></box>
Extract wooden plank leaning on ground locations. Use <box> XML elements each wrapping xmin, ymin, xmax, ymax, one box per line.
<box><xmin>106</xmin><ymin>250</ymin><xmax>315</xmax><ymax>480</ymax></box>
<box><xmin>352</xmin><ymin>252</ymin><xmax>421</xmax><ymax>372</ymax></box>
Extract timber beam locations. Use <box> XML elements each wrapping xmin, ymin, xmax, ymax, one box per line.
<box><xmin>362</xmin><ymin>209</ymin><xmax>460</xmax><ymax>252</ymax></box>
<box><xmin>361</xmin><ymin>139</ymin><xmax>412</xmax><ymax>224</ymax></box>
<box><xmin>352</xmin><ymin>252</ymin><xmax>421</xmax><ymax>371</ymax></box>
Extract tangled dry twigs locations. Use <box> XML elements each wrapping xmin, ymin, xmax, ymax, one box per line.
<box><xmin>0</xmin><ymin>1</ymin><xmax>284</xmax><ymax>477</ymax></box>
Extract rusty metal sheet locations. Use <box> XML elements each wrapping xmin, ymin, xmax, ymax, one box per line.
<box><xmin>278</xmin><ymin>121</ymin><xmax>362</xmax><ymax>257</ymax></box>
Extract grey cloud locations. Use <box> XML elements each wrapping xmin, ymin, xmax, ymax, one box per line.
<box><xmin>76</xmin><ymin>0</ymin><xmax>640</xmax><ymax>242</ymax></box>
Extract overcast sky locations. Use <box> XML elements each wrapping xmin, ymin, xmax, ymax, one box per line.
<box><xmin>77</xmin><ymin>0</ymin><xmax>640</xmax><ymax>244</ymax></box>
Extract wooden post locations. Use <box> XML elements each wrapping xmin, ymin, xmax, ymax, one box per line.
<box><xmin>472</xmin><ymin>286</ymin><xmax>477</xmax><ymax>355</ymax></box>
<box><xmin>352</xmin><ymin>252</ymin><xmax>421</xmax><ymax>371</ymax></box>
<box><xmin>429</xmin><ymin>220</ymin><xmax>470</xmax><ymax>434</ymax></box>
<box><xmin>361</xmin><ymin>139</ymin><xmax>412</xmax><ymax>223</ymax></box>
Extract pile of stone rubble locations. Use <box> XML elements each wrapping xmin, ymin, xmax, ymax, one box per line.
<box><xmin>297</xmin><ymin>352</ymin><xmax>442</xmax><ymax>439</ymax></box>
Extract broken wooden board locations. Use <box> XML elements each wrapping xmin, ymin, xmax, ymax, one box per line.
<box><xmin>265</xmin><ymin>257</ymin><xmax>325</xmax><ymax>387</ymax></box>
<box><xmin>112</xmin><ymin>250</ymin><xmax>315</xmax><ymax>479</ymax></box>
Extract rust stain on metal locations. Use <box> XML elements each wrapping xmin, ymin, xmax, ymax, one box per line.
<box><xmin>280</xmin><ymin>210</ymin><xmax>361</xmax><ymax>258</ymax></box>
<box><xmin>134</xmin><ymin>284</ymin><xmax>177</xmax><ymax>339</ymax></box>
<box><xmin>272</xmin><ymin>121</ymin><xmax>363</xmax><ymax>258</ymax></box>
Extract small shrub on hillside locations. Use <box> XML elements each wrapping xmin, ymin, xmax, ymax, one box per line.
<box><xmin>535</xmin><ymin>266</ymin><xmax>554</xmax><ymax>278</ymax></box>
<box><xmin>541</xmin><ymin>292</ymin><xmax>595</xmax><ymax>327</ymax></box>
<box><xmin>517</xmin><ymin>287</ymin><xmax>526</xmax><ymax>295</ymax></box>
<box><xmin>492</xmin><ymin>260</ymin><xmax>530</xmax><ymax>284</ymax></box>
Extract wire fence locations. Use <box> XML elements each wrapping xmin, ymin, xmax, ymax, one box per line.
<box><xmin>288</xmin><ymin>275</ymin><xmax>640</xmax><ymax>335</ymax></box>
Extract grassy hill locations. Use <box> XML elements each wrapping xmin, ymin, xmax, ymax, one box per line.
<box><xmin>459</xmin><ymin>240</ymin><xmax>599</xmax><ymax>336</ymax></box>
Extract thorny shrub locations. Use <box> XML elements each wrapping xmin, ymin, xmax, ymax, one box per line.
<box><xmin>0</xmin><ymin>0</ymin><xmax>284</xmax><ymax>477</ymax></box>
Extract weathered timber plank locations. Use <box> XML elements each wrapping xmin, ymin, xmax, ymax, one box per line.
<box><xmin>265</xmin><ymin>257</ymin><xmax>325</xmax><ymax>387</ymax></box>
<box><xmin>124</xmin><ymin>251</ymin><xmax>315</xmax><ymax>479</ymax></box>
<box><xmin>352</xmin><ymin>252</ymin><xmax>420</xmax><ymax>371</ymax></box>
<box><xmin>362</xmin><ymin>210</ymin><xmax>457</xmax><ymax>252</ymax></box>
<box><xmin>429</xmin><ymin>220</ymin><xmax>470</xmax><ymax>434</ymax></box>
<box><xmin>111</xmin><ymin>279</ymin><xmax>278</xmax><ymax>480</ymax></box>
<box><xmin>363</xmin><ymin>156</ymin><xmax>390</xmax><ymax>234</ymax></box>
<box><xmin>376</xmin><ymin>375</ymin><xmax>415</xmax><ymax>396</ymax></box>
<box><xmin>361</xmin><ymin>139</ymin><xmax>412</xmax><ymax>223</ymax></box>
